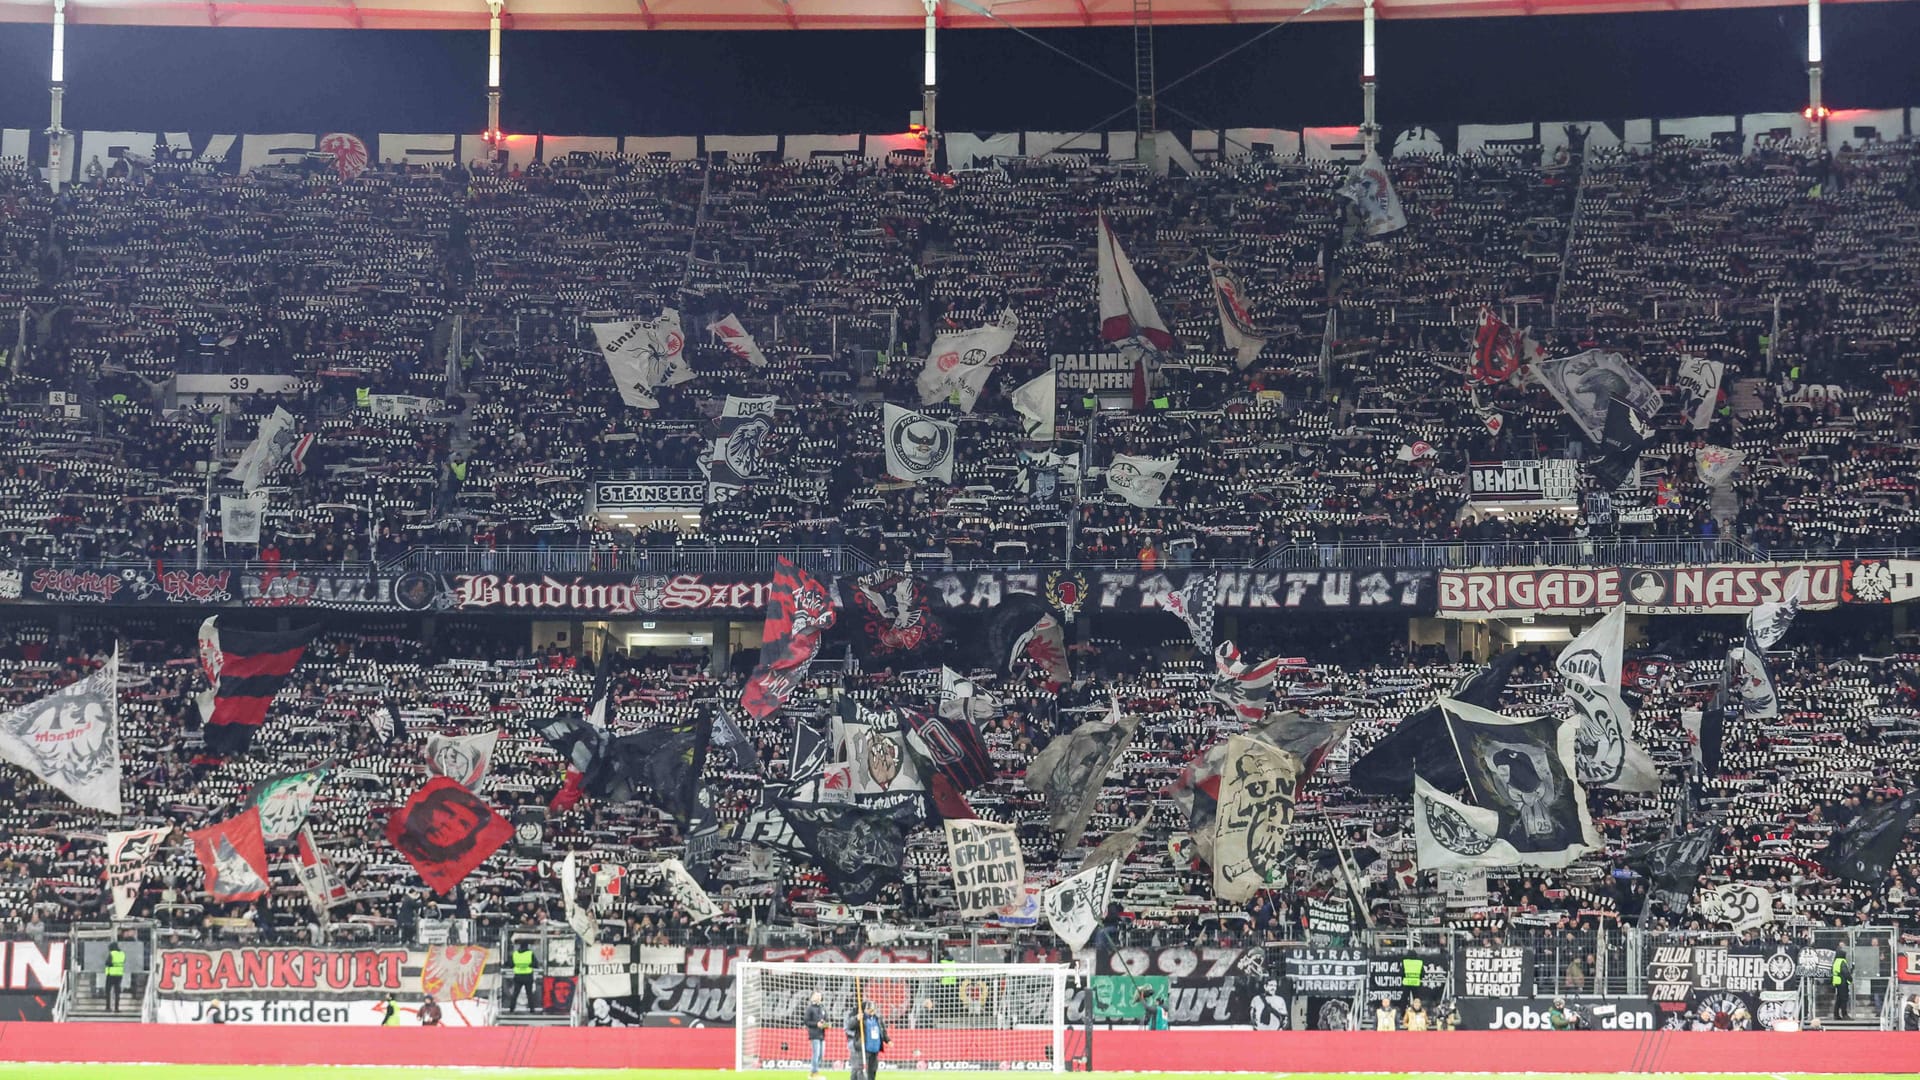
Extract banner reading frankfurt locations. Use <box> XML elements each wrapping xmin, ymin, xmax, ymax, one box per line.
<box><xmin>1437</xmin><ymin>561</ymin><xmax>1920</xmax><ymax>618</ymax></box>
<box><xmin>150</xmin><ymin>945</ymin><xmax>498</xmax><ymax>1026</ymax></box>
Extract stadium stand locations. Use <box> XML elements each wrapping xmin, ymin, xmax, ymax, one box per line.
<box><xmin>1</xmin><ymin>128</ymin><xmax>1918</xmax><ymax>1034</ymax></box>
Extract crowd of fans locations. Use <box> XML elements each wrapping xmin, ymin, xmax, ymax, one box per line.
<box><xmin>0</xmin><ymin>133</ymin><xmax>1917</xmax><ymax>1018</ymax></box>
<box><xmin>1</xmin><ymin>137</ymin><xmax>1917</xmax><ymax>568</ymax></box>
<box><xmin>0</xmin><ymin>608</ymin><xmax>1913</xmax><ymax>967</ymax></box>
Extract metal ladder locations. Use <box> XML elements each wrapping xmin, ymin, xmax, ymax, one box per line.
<box><xmin>1131</xmin><ymin>0</ymin><xmax>1156</xmax><ymax>142</ymax></box>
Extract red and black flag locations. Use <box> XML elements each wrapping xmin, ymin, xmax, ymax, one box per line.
<box><xmin>841</xmin><ymin>569</ymin><xmax>945</xmax><ymax>662</ymax></box>
<box><xmin>386</xmin><ymin>776</ymin><xmax>513</xmax><ymax>896</ymax></box>
<box><xmin>195</xmin><ymin>617</ymin><xmax>319</xmax><ymax>760</ymax></box>
<box><xmin>742</xmin><ymin>558</ymin><xmax>837</xmax><ymax>720</ymax></box>
<box><xmin>900</xmin><ymin>705</ymin><xmax>994</xmax><ymax>793</ymax></box>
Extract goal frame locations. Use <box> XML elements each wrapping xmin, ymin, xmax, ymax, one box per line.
<box><xmin>733</xmin><ymin>960</ymin><xmax>1073</xmax><ymax>1073</ymax></box>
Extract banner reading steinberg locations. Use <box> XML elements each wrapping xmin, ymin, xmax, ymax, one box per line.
<box><xmin>1438</xmin><ymin>561</ymin><xmax>1920</xmax><ymax>618</ymax></box>
<box><xmin>151</xmin><ymin>945</ymin><xmax>499</xmax><ymax>1025</ymax></box>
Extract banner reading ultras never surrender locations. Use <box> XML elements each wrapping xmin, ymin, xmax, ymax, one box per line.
<box><xmin>1437</xmin><ymin>560</ymin><xmax>1920</xmax><ymax>618</ymax></box>
<box><xmin>150</xmin><ymin>945</ymin><xmax>499</xmax><ymax>1025</ymax></box>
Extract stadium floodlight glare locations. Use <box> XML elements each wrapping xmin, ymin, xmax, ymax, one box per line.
<box><xmin>735</xmin><ymin>961</ymin><xmax>1071</xmax><ymax>1073</ymax></box>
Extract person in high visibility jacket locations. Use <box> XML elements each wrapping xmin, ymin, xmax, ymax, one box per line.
<box><xmin>105</xmin><ymin>942</ymin><xmax>126</xmax><ymax>1013</ymax></box>
<box><xmin>381</xmin><ymin>994</ymin><xmax>402</xmax><ymax>1025</ymax></box>
<box><xmin>508</xmin><ymin>945</ymin><xmax>537</xmax><ymax>1013</ymax></box>
<box><xmin>1832</xmin><ymin>955</ymin><xmax>1852</xmax><ymax>1019</ymax></box>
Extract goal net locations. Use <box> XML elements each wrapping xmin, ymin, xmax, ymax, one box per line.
<box><xmin>735</xmin><ymin>961</ymin><xmax>1072</xmax><ymax>1073</ymax></box>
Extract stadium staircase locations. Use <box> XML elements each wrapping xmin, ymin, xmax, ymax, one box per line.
<box><xmin>493</xmin><ymin>1007</ymin><xmax>572</xmax><ymax>1028</ymax></box>
<box><xmin>1730</xmin><ymin>376</ymin><xmax>1768</xmax><ymax>418</ymax></box>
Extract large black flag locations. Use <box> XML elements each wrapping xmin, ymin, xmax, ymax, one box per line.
<box><xmin>1350</xmin><ymin>651</ymin><xmax>1520</xmax><ymax>795</ymax></box>
<box><xmin>983</xmin><ymin>593</ymin><xmax>1069</xmax><ymax>688</ymax></box>
<box><xmin>1442</xmin><ymin>698</ymin><xmax>1598</xmax><ymax>862</ymax></box>
<box><xmin>535</xmin><ymin>710</ymin><xmax>711</xmax><ymax>826</ymax></box>
<box><xmin>775</xmin><ymin>799</ymin><xmax>907</xmax><ymax>904</ymax></box>
<box><xmin>1630</xmin><ymin>826</ymin><xmax>1717</xmax><ymax>913</ymax></box>
<box><xmin>1589</xmin><ymin>394</ymin><xmax>1656</xmax><ymax>491</ymax></box>
<box><xmin>1816</xmin><ymin>790</ymin><xmax>1920</xmax><ymax>886</ymax></box>
<box><xmin>842</xmin><ymin>569</ymin><xmax>946</xmax><ymax>662</ymax></box>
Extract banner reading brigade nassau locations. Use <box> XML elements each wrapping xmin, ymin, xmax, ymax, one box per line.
<box><xmin>1437</xmin><ymin>560</ymin><xmax>1920</xmax><ymax>618</ymax></box>
<box><xmin>151</xmin><ymin>945</ymin><xmax>499</xmax><ymax>1025</ymax></box>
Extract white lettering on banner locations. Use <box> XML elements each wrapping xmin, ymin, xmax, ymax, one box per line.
<box><xmin>177</xmin><ymin>374</ymin><xmax>304</xmax><ymax>399</ymax></box>
<box><xmin>451</xmin><ymin>574</ymin><xmax>769</xmax><ymax>614</ymax></box>
<box><xmin>1467</xmin><ymin>460</ymin><xmax>1579</xmax><ymax>503</ymax></box>
<box><xmin>1438</xmin><ymin>564</ymin><xmax>1862</xmax><ymax>617</ymax></box>
<box><xmin>1</xmin><ymin>941</ymin><xmax>65</xmax><ymax>990</ymax></box>
<box><xmin>593</xmin><ymin>481</ymin><xmax>706</xmax><ymax>510</ymax></box>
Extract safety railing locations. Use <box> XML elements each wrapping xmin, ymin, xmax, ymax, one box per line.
<box><xmin>395</xmin><ymin>544</ymin><xmax>861</xmax><ymax>577</ymax></box>
<box><xmin>9</xmin><ymin>539</ymin><xmax>1918</xmax><ymax>586</ymax></box>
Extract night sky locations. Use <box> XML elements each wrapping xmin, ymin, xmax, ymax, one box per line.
<box><xmin>0</xmin><ymin>5</ymin><xmax>1917</xmax><ymax>136</ymax></box>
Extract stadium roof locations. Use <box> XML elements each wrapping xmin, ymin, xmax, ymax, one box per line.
<box><xmin>0</xmin><ymin>0</ymin><xmax>1891</xmax><ymax>32</ymax></box>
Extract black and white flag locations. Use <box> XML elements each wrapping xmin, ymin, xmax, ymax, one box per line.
<box><xmin>1590</xmin><ymin>394</ymin><xmax>1657</xmax><ymax>491</ymax></box>
<box><xmin>651</xmin><ymin>856</ymin><xmax>719</xmax><ymax>923</ymax></box>
<box><xmin>1337</xmin><ymin>150</ymin><xmax>1407</xmax><ymax>237</ymax></box>
<box><xmin>220</xmin><ymin>491</ymin><xmax>267</xmax><ymax>545</ymax></box>
<box><xmin>1556</xmin><ymin>605</ymin><xmax>1658</xmax><ymax>791</ymax></box>
<box><xmin>776</xmin><ymin>799</ymin><xmax>908</xmax><ymax>905</ymax></box>
<box><xmin>1025</xmin><ymin>700</ymin><xmax>1139</xmax><ymax>850</ymax></box>
<box><xmin>1211</xmin><ymin>735</ymin><xmax>1300</xmax><ymax>902</ymax></box>
<box><xmin>1416</xmin><ymin>698</ymin><xmax>1597</xmax><ymax>869</ymax></box>
<box><xmin>881</xmin><ymin>403</ymin><xmax>956</xmax><ymax>485</ymax></box>
<box><xmin>1206</xmin><ymin>255</ymin><xmax>1268</xmax><ymax>369</ymax></box>
<box><xmin>1631</xmin><ymin>826</ymin><xmax>1716</xmax><ymax>914</ymax></box>
<box><xmin>705</xmin><ymin>394</ymin><xmax>779</xmax><ymax>503</ymax></box>
<box><xmin>1532</xmin><ymin>350</ymin><xmax>1662</xmax><ymax>443</ymax></box>
<box><xmin>831</xmin><ymin>700</ymin><xmax>928</xmax><ymax>812</ymax></box>
<box><xmin>944</xmin><ymin>819</ymin><xmax>1025</xmax><ymax>919</ymax></box>
<box><xmin>1677</xmin><ymin>356</ymin><xmax>1724</xmax><ymax>430</ymax></box>
<box><xmin>1167</xmin><ymin>571</ymin><xmax>1218</xmax><ymax>653</ymax></box>
<box><xmin>0</xmin><ymin>647</ymin><xmax>121</xmax><ymax>814</ymax></box>
<box><xmin>230</xmin><ymin>406</ymin><xmax>300</xmax><ymax>492</ymax></box>
<box><xmin>938</xmin><ymin>666</ymin><xmax>997</xmax><ymax>724</ymax></box>
<box><xmin>591</xmin><ymin>310</ymin><xmax>692</xmax><ymax>409</ymax></box>
<box><xmin>561</xmin><ymin>851</ymin><xmax>598</xmax><ymax>944</ymax></box>
<box><xmin>917</xmin><ymin>312</ymin><xmax>1017</xmax><ymax>414</ymax></box>
<box><xmin>1010</xmin><ymin>370</ymin><xmax>1055</xmax><ymax>441</ymax></box>
<box><xmin>105</xmin><ymin>826</ymin><xmax>168</xmax><ymax>919</ymax></box>
<box><xmin>1815</xmin><ymin>789</ymin><xmax>1920</xmax><ymax>886</ymax></box>
<box><xmin>1105</xmin><ymin>454</ymin><xmax>1177</xmax><ymax>507</ymax></box>
<box><xmin>1732</xmin><ymin>572</ymin><xmax>1802</xmax><ymax>720</ymax></box>
<box><xmin>1042</xmin><ymin>859</ymin><xmax>1116</xmax><ymax>953</ymax></box>
<box><xmin>424</xmin><ymin>729</ymin><xmax>500</xmax><ymax>790</ymax></box>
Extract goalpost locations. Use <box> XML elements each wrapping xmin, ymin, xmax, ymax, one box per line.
<box><xmin>735</xmin><ymin>961</ymin><xmax>1073</xmax><ymax>1073</ymax></box>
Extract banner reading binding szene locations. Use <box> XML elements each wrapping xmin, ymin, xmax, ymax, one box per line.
<box><xmin>1438</xmin><ymin>561</ymin><xmax>1920</xmax><ymax>618</ymax></box>
<box><xmin>150</xmin><ymin>945</ymin><xmax>499</xmax><ymax>1025</ymax></box>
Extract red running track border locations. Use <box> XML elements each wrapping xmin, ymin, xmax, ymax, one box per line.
<box><xmin>2</xmin><ymin>1023</ymin><xmax>1920</xmax><ymax>1072</ymax></box>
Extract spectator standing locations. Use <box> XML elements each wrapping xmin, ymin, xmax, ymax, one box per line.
<box><xmin>507</xmin><ymin>943</ymin><xmax>538</xmax><ymax>1013</ymax></box>
<box><xmin>418</xmin><ymin>994</ymin><xmax>443</xmax><ymax>1027</ymax></box>
<box><xmin>104</xmin><ymin>939</ymin><xmax>126</xmax><ymax>1013</ymax></box>
<box><xmin>806</xmin><ymin>990</ymin><xmax>827</xmax><ymax>1080</ymax></box>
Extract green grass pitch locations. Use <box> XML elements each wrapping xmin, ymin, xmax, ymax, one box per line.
<box><xmin>2</xmin><ymin>1071</ymin><xmax>1918</xmax><ymax>1080</ymax></box>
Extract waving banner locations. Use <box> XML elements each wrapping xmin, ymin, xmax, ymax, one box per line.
<box><xmin>1043</xmin><ymin>859</ymin><xmax>1117</xmax><ymax>953</ymax></box>
<box><xmin>105</xmin><ymin>827</ymin><xmax>169</xmax><ymax>919</ymax></box>
<box><xmin>944</xmin><ymin>819</ymin><xmax>1025</xmax><ymax>920</ymax></box>
<box><xmin>0</xmin><ymin>648</ymin><xmax>121</xmax><ymax>814</ymax></box>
